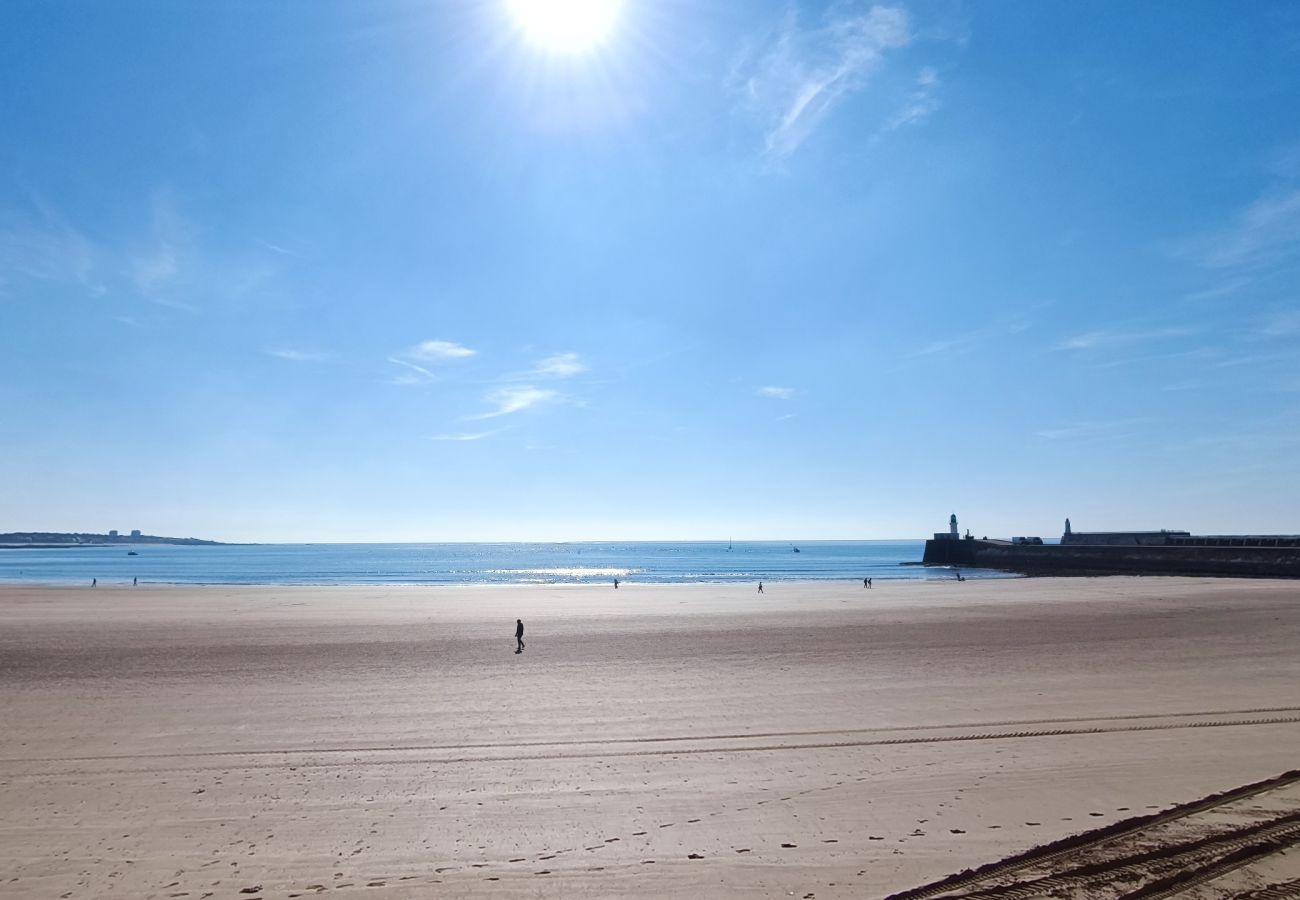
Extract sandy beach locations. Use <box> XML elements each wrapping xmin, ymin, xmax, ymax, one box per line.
<box><xmin>1</xmin><ymin>577</ymin><xmax>1298</xmax><ymax>898</ymax></box>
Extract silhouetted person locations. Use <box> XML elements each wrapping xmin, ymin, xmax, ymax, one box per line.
<box><xmin>515</xmin><ymin>618</ymin><xmax>525</xmax><ymax>653</ymax></box>
<box><xmin>614</xmin><ymin>578</ymin><xmax>619</xmax><ymax>589</ymax></box>
<box><xmin>757</xmin><ymin>581</ymin><xmax>764</xmax><ymax>594</ymax></box>
<box><xmin>91</xmin><ymin>578</ymin><xmax>96</xmax><ymax>587</ymax></box>
<box><xmin>955</xmin><ymin>570</ymin><xmax>965</xmax><ymax>582</ymax></box>
<box><xmin>133</xmin><ymin>576</ymin><xmax>137</xmax><ymax>586</ymax></box>
<box><xmin>864</xmin><ymin>577</ymin><xmax>872</xmax><ymax>588</ymax></box>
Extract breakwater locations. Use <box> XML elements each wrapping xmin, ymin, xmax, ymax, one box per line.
<box><xmin>923</xmin><ymin>537</ymin><xmax>1300</xmax><ymax>578</ymax></box>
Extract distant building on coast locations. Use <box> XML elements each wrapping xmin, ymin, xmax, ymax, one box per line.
<box><xmin>921</xmin><ymin>514</ymin><xmax>1300</xmax><ymax>577</ymax></box>
<box><xmin>108</xmin><ymin>530</ymin><xmax>118</xmax><ymax>538</ymax></box>
<box><xmin>933</xmin><ymin>513</ymin><xmax>961</xmax><ymax>541</ymax></box>
<box><xmin>130</xmin><ymin>529</ymin><xmax>141</xmax><ymax>539</ymax></box>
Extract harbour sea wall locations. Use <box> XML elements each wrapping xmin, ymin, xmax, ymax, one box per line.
<box><xmin>922</xmin><ymin>537</ymin><xmax>1300</xmax><ymax>578</ymax></box>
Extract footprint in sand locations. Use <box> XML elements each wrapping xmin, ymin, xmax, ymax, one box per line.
<box><xmin>1025</xmin><ymin>822</ymin><xmax>1041</xmax><ymax>826</ymax></box>
<box><xmin>822</xmin><ymin>839</ymin><xmax>838</xmax><ymax>843</ymax></box>
<box><xmin>688</xmin><ymin>853</ymin><xmax>704</xmax><ymax>859</ymax></box>
<box><xmin>949</xmin><ymin>829</ymin><xmax>965</xmax><ymax>834</ymax></box>
<box><xmin>687</xmin><ymin>819</ymin><xmax>700</xmax><ymax>824</ymax></box>
<box><xmin>781</xmin><ymin>842</ymin><xmax>798</xmax><ymax>848</ymax></box>
<box><xmin>605</xmin><ymin>838</ymin><xmax>619</xmax><ymax>843</ymax></box>
<box><xmin>508</xmin><ymin>858</ymin><xmax>526</xmax><ymax>863</ymax></box>
<box><xmin>632</xmin><ymin>831</ymin><xmax>647</xmax><ymax>836</ymax></box>
<box><xmin>641</xmin><ymin>860</ymin><xmax>656</xmax><ymax>865</ymax></box>
<box><xmin>535</xmin><ymin>870</ymin><xmax>551</xmax><ymax>875</ymax></box>
<box><xmin>1089</xmin><ymin>812</ymin><xmax>1104</xmax><ymax>817</ymax></box>
<box><xmin>736</xmin><ymin>849</ymin><xmax>751</xmax><ymax>854</ymax></box>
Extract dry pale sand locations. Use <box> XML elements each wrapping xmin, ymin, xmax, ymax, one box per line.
<box><xmin>1</xmin><ymin>577</ymin><xmax>1298</xmax><ymax>899</ymax></box>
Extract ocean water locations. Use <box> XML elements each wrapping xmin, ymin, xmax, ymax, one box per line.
<box><xmin>0</xmin><ymin>540</ymin><xmax>1007</xmax><ymax>586</ymax></box>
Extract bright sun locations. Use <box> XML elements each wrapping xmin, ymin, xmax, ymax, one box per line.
<box><xmin>506</xmin><ymin>0</ymin><xmax>624</xmax><ymax>53</ymax></box>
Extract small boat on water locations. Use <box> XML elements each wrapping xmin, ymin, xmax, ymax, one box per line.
<box><xmin>127</xmin><ymin>551</ymin><xmax>138</xmax><ymax>556</ymax></box>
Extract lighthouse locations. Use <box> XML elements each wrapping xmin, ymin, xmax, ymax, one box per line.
<box><xmin>950</xmin><ymin>513</ymin><xmax>959</xmax><ymax>538</ymax></box>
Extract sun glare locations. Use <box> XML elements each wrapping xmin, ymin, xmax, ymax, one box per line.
<box><xmin>506</xmin><ymin>0</ymin><xmax>623</xmax><ymax>53</ymax></box>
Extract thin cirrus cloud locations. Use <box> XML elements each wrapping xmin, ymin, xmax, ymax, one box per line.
<box><xmin>468</xmin><ymin>386</ymin><xmax>559</xmax><ymax>420</ymax></box>
<box><xmin>387</xmin><ymin>339</ymin><xmax>476</xmax><ymax>385</ymax></box>
<box><xmin>882</xmin><ymin>66</ymin><xmax>941</xmax><ymax>133</ymax></box>
<box><xmin>532</xmin><ymin>352</ymin><xmax>587</xmax><ymax>378</ymax></box>
<box><xmin>385</xmin><ymin>357</ymin><xmax>438</xmax><ymax>385</ymax></box>
<box><xmin>1057</xmin><ymin>326</ymin><xmax>1197</xmax><ymax>351</ymax></box>
<box><xmin>732</xmin><ymin>4</ymin><xmax>912</xmax><ymax>159</ymax></box>
<box><xmin>757</xmin><ymin>385</ymin><xmax>795</xmax><ymax>400</ymax></box>
<box><xmin>408</xmin><ymin>339</ymin><xmax>476</xmax><ymax>361</ymax></box>
<box><xmin>428</xmin><ymin>430</ymin><xmax>499</xmax><ymax>442</ymax></box>
<box><xmin>265</xmin><ymin>348</ymin><xmax>333</xmax><ymax>363</ymax></box>
<box><xmin>1200</xmin><ymin>188</ymin><xmax>1300</xmax><ymax>270</ymax></box>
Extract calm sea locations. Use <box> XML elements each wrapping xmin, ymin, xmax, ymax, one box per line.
<box><xmin>0</xmin><ymin>540</ymin><xmax>1007</xmax><ymax>586</ymax></box>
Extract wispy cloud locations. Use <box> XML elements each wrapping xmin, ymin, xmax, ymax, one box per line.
<box><xmin>265</xmin><ymin>348</ymin><xmax>333</xmax><ymax>363</ymax></box>
<box><xmin>386</xmin><ymin>356</ymin><xmax>438</xmax><ymax>385</ymax></box>
<box><xmin>1036</xmin><ymin>418</ymin><xmax>1155</xmax><ymax>441</ymax></box>
<box><xmin>1057</xmin><ymin>325</ymin><xmax>1198</xmax><ymax>351</ymax></box>
<box><xmin>532</xmin><ymin>352</ymin><xmax>587</xmax><ymax>378</ymax></box>
<box><xmin>408</xmin><ymin>339</ymin><xmax>476</xmax><ymax>361</ymax></box>
<box><xmin>909</xmin><ymin>307</ymin><xmax>1042</xmax><ymax>358</ymax></box>
<box><xmin>732</xmin><ymin>4</ymin><xmax>912</xmax><ymax>159</ymax></box>
<box><xmin>387</xmin><ymin>339</ymin><xmax>477</xmax><ymax>385</ymax></box>
<box><xmin>883</xmin><ymin>66</ymin><xmax>941</xmax><ymax>132</ymax></box>
<box><xmin>429</xmin><ymin>430</ymin><xmax>499</xmax><ymax>442</ymax></box>
<box><xmin>757</xmin><ymin>385</ymin><xmax>795</xmax><ymax>400</ymax></box>
<box><xmin>257</xmin><ymin>239</ymin><xmax>295</xmax><ymax>256</ymax></box>
<box><xmin>129</xmin><ymin>188</ymin><xmax>195</xmax><ymax>308</ymax></box>
<box><xmin>1179</xmin><ymin>188</ymin><xmax>1300</xmax><ymax>270</ymax></box>
<box><xmin>0</xmin><ymin>202</ymin><xmax>100</xmax><ymax>293</ymax></box>
<box><xmin>468</xmin><ymin>386</ymin><xmax>559</xmax><ymax>420</ymax></box>
<box><xmin>1256</xmin><ymin>308</ymin><xmax>1300</xmax><ymax>338</ymax></box>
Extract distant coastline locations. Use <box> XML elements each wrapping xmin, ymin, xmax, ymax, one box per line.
<box><xmin>0</xmin><ymin>531</ymin><xmax>226</xmax><ymax>549</ymax></box>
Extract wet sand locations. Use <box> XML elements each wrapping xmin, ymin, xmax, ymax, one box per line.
<box><xmin>1</xmin><ymin>577</ymin><xmax>1298</xmax><ymax>898</ymax></box>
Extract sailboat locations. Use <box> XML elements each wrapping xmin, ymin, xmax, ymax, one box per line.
<box><xmin>727</xmin><ymin>537</ymin><xmax>732</xmax><ymax>551</ymax></box>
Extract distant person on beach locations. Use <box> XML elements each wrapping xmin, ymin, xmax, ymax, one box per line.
<box><xmin>757</xmin><ymin>581</ymin><xmax>764</xmax><ymax>593</ymax></box>
<box><xmin>864</xmin><ymin>577</ymin><xmax>872</xmax><ymax>588</ymax></box>
<box><xmin>91</xmin><ymin>578</ymin><xmax>96</xmax><ymax>587</ymax></box>
<box><xmin>614</xmin><ymin>578</ymin><xmax>619</xmax><ymax>589</ymax></box>
<box><xmin>133</xmin><ymin>577</ymin><xmax>137</xmax><ymax>586</ymax></box>
<box><xmin>955</xmin><ymin>570</ymin><xmax>965</xmax><ymax>582</ymax></box>
<box><xmin>515</xmin><ymin>618</ymin><xmax>525</xmax><ymax>653</ymax></box>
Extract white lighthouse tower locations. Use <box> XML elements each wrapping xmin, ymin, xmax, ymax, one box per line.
<box><xmin>950</xmin><ymin>513</ymin><xmax>959</xmax><ymax>538</ymax></box>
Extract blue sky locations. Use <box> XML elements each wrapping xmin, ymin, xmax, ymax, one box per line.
<box><xmin>2</xmin><ymin>0</ymin><xmax>1299</xmax><ymax>542</ymax></box>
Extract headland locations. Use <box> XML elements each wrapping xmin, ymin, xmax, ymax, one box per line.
<box><xmin>0</xmin><ymin>530</ymin><xmax>225</xmax><ymax>549</ymax></box>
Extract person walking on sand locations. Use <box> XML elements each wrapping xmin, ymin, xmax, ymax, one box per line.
<box><xmin>515</xmin><ymin>618</ymin><xmax>525</xmax><ymax>653</ymax></box>
<box><xmin>757</xmin><ymin>581</ymin><xmax>764</xmax><ymax>594</ymax></box>
<box><xmin>133</xmin><ymin>576</ymin><xmax>137</xmax><ymax>586</ymax></box>
<box><xmin>91</xmin><ymin>578</ymin><xmax>96</xmax><ymax>587</ymax></box>
<box><xmin>614</xmin><ymin>578</ymin><xmax>619</xmax><ymax>589</ymax></box>
<box><xmin>864</xmin><ymin>577</ymin><xmax>872</xmax><ymax>588</ymax></box>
